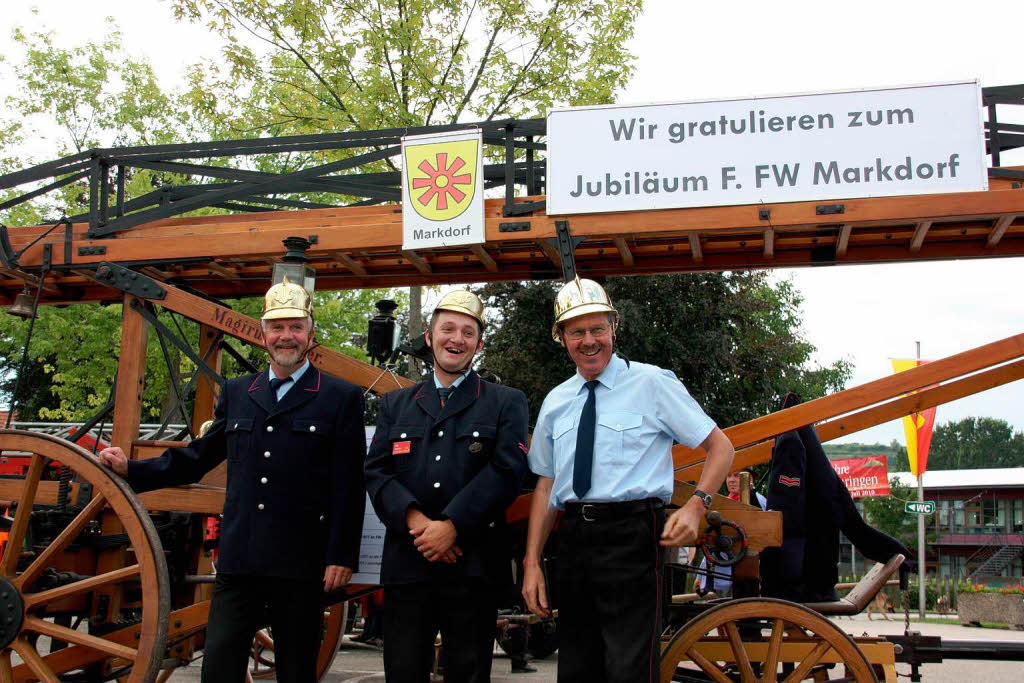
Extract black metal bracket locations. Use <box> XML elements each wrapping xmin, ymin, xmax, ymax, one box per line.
<box><xmin>499</xmin><ymin>222</ymin><xmax>532</xmax><ymax>233</ymax></box>
<box><xmin>219</xmin><ymin>338</ymin><xmax>260</xmax><ymax>374</ymax></box>
<box><xmin>94</xmin><ymin>262</ymin><xmax>167</xmax><ymax>300</ymax></box>
<box><xmin>548</xmin><ymin>220</ymin><xmax>585</xmax><ymax>283</ymax></box>
<box><xmin>816</xmin><ymin>204</ymin><xmax>845</xmax><ymax>215</ymax></box>
<box><xmin>78</xmin><ymin>246</ymin><xmax>107</xmax><ymax>257</ymax></box>
<box><xmin>129</xmin><ymin>299</ymin><xmax>226</xmax><ymax>390</ymax></box>
<box><xmin>0</xmin><ymin>218</ymin><xmax>65</xmax><ymax>270</ymax></box>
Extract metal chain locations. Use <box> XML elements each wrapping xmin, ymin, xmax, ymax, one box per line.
<box><xmin>903</xmin><ymin>584</ymin><xmax>911</xmax><ymax>634</ymax></box>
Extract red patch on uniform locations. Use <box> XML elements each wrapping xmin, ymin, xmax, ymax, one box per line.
<box><xmin>517</xmin><ymin>442</ymin><xmax>528</xmax><ymax>454</ymax></box>
<box><xmin>392</xmin><ymin>441</ymin><xmax>411</xmax><ymax>455</ymax></box>
<box><xmin>779</xmin><ymin>475</ymin><xmax>801</xmax><ymax>487</ymax></box>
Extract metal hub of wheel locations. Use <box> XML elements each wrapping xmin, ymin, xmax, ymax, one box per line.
<box><xmin>0</xmin><ymin>577</ymin><xmax>25</xmax><ymax>649</ymax></box>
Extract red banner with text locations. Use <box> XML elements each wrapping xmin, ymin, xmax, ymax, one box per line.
<box><xmin>830</xmin><ymin>456</ymin><xmax>891</xmax><ymax>499</ymax></box>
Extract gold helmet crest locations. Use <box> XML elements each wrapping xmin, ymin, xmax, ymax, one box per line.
<box><xmin>262</xmin><ymin>277</ymin><xmax>312</xmax><ymax>321</ymax></box>
<box><xmin>552</xmin><ymin>277</ymin><xmax>618</xmax><ymax>342</ymax></box>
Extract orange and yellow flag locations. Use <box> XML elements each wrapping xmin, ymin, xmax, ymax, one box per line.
<box><xmin>891</xmin><ymin>359</ymin><xmax>938</xmax><ymax>476</ymax></box>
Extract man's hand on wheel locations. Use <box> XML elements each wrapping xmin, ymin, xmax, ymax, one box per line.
<box><xmin>97</xmin><ymin>447</ymin><xmax>128</xmax><ymax>475</ymax></box>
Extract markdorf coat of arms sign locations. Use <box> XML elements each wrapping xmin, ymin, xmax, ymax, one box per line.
<box><xmin>402</xmin><ymin>129</ymin><xmax>485</xmax><ymax>250</ymax></box>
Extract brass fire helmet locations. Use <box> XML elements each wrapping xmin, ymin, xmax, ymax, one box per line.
<box><xmin>434</xmin><ymin>289</ymin><xmax>486</xmax><ymax>330</ymax></box>
<box><xmin>551</xmin><ymin>277</ymin><xmax>619</xmax><ymax>343</ymax></box>
<box><xmin>261</xmin><ymin>277</ymin><xmax>312</xmax><ymax>321</ymax></box>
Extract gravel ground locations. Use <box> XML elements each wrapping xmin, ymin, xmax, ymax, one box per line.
<box><xmin>159</xmin><ymin>611</ymin><xmax>1024</xmax><ymax>681</ymax></box>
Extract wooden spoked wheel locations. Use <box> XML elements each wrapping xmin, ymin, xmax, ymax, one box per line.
<box><xmin>248</xmin><ymin>602</ymin><xmax>348</xmax><ymax>681</ymax></box>
<box><xmin>660</xmin><ymin>598</ymin><xmax>877</xmax><ymax>683</ymax></box>
<box><xmin>0</xmin><ymin>430</ymin><xmax>169</xmax><ymax>683</ymax></box>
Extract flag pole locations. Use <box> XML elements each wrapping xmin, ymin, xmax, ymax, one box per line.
<box><xmin>917</xmin><ymin>340</ymin><xmax>926</xmax><ymax>619</ymax></box>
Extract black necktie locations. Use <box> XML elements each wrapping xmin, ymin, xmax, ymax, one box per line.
<box><xmin>573</xmin><ymin>380</ymin><xmax>600</xmax><ymax>499</ymax></box>
<box><xmin>437</xmin><ymin>385</ymin><xmax>454</xmax><ymax>406</ymax></box>
<box><xmin>269</xmin><ymin>376</ymin><xmax>292</xmax><ymax>403</ymax></box>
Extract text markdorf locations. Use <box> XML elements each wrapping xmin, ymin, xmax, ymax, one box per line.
<box><xmin>568</xmin><ymin>153</ymin><xmax>962</xmax><ymax>198</ymax></box>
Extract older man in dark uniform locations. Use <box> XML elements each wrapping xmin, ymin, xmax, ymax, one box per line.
<box><xmin>100</xmin><ymin>279</ymin><xmax>365</xmax><ymax>683</ymax></box>
<box><xmin>365</xmin><ymin>290</ymin><xmax>530</xmax><ymax>683</ymax></box>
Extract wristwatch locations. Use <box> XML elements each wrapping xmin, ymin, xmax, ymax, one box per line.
<box><xmin>692</xmin><ymin>488</ymin><xmax>713</xmax><ymax>510</ymax></box>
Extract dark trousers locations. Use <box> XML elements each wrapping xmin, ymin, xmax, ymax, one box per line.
<box><xmin>202</xmin><ymin>573</ymin><xmax>323</xmax><ymax>683</ymax></box>
<box><xmin>556</xmin><ymin>502</ymin><xmax>666</xmax><ymax>683</ymax></box>
<box><xmin>382</xmin><ymin>580</ymin><xmax>497</xmax><ymax>683</ymax></box>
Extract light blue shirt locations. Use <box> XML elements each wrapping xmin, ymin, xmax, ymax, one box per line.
<box><xmin>529</xmin><ymin>354</ymin><xmax>715</xmax><ymax>509</ymax></box>
<box><xmin>268</xmin><ymin>359</ymin><xmax>310</xmax><ymax>401</ymax></box>
<box><xmin>433</xmin><ymin>369</ymin><xmax>470</xmax><ymax>391</ymax></box>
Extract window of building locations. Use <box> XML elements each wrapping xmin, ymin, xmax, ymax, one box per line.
<box><xmin>982</xmin><ymin>499</ymin><xmax>1003</xmax><ymax>529</ymax></box>
<box><xmin>1013</xmin><ymin>499</ymin><xmax>1023</xmax><ymax>533</ymax></box>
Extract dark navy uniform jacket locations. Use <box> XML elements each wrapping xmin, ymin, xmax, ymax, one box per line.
<box><xmin>364</xmin><ymin>371</ymin><xmax>529</xmax><ymax>585</ymax></box>
<box><xmin>125</xmin><ymin>366</ymin><xmax>366</xmax><ymax>580</ymax></box>
<box><xmin>762</xmin><ymin>393</ymin><xmax>913</xmax><ymax>602</ymax></box>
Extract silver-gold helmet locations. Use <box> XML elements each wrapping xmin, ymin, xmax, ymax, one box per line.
<box><xmin>262</xmin><ymin>277</ymin><xmax>312</xmax><ymax>321</ymax></box>
<box><xmin>434</xmin><ymin>289</ymin><xmax>485</xmax><ymax>330</ymax></box>
<box><xmin>551</xmin><ymin>277</ymin><xmax>618</xmax><ymax>342</ymax></box>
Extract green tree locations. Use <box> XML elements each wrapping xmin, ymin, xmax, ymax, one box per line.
<box><xmin>861</xmin><ymin>477</ymin><xmax>918</xmax><ymax>549</ymax></box>
<box><xmin>926</xmin><ymin>417</ymin><xmax>1024</xmax><ymax>470</ymax></box>
<box><xmin>477</xmin><ymin>273</ymin><xmax>852</xmax><ymax>426</ymax></box>
<box><xmin>171</xmin><ymin>0</ymin><xmax>640</xmax><ymax>136</ymax></box>
<box><xmin>0</xmin><ymin>16</ymin><xmax>414</xmax><ymax>421</ymax></box>
<box><xmin>3</xmin><ymin>0</ymin><xmax>643</xmax><ymax>421</ymax></box>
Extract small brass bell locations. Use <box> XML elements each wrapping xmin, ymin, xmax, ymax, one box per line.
<box><xmin>6</xmin><ymin>288</ymin><xmax>37</xmax><ymax>319</ymax></box>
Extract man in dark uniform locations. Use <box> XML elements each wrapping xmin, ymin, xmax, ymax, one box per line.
<box><xmin>364</xmin><ymin>290</ymin><xmax>530</xmax><ymax>683</ymax></box>
<box><xmin>99</xmin><ymin>279</ymin><xmax>365</xmax><ymax>683</ymax></box>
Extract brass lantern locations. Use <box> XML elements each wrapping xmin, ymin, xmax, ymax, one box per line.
<box><xmin>272</xmin><ymin>237</ymin><xmax>316</xmax><ymax>297</ymax></box>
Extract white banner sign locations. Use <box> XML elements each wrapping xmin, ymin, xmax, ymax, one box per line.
<box><xmin>547</xmin><ymin>81</ymin><xmax>987</xmax><ymax>215</ymax></box>
<box><xmin>402</xmin><ymin>129</ymin><xmax>485</xmax><ymax>249</ymax></box>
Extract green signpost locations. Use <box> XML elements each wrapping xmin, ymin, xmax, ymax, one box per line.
<box><xmin>905</xmin><ymin>501</ymin><xmax>935</xmax><ymax>515</ymax></box>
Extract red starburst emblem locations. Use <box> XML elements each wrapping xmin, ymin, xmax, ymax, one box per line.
<box><xmin>412</xmin><ymin>153</ymin><xmax>472</xmax><ymax>211</ymax></box>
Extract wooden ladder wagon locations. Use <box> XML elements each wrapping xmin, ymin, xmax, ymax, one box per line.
<box><xmin>0</xmin><ymin>90</ymin><xmax>1023</xmax><ymax>680</ymax></box>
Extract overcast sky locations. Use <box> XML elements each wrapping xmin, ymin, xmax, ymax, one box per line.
<box><xmin>4</xmin><ymin>1</ymin><xmax>1023</xmax><ymax>446</ymax></box>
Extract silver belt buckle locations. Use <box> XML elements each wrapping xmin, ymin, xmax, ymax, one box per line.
<box><xmin>582</xmin><ymin>504</ymin><xmax>597</xmax><ymax>522</ymax></box>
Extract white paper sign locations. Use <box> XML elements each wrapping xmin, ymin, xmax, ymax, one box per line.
<box><xmin>353</xmin><ymin>426</ymin><xmax>384</xmax><ymax>585</ymax></box>
<box><xmin>402</xmin><ymin>129</ymin><xmax>485</xmax><ymax>249</ymax></box>
<box><xmin>547</xmin><ymin>81</ymin><xmax>987</xmax><ymax>215</ymax></box>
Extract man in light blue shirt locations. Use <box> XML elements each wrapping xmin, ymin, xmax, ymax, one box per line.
<box><xmin>521</xmin><ymin>277</ymin><xmax>735</xmax><ymax>683</ymax></box>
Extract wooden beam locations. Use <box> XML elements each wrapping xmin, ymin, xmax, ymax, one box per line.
<box><xmin>470</xmin><ymin>244</ymin><xmax>498</xmax><ymax>272</ymax></box>
<box><xmin>763</xmin><ymin>228</ymin><xmax>774</xmax><ymax>258</ymax></box>
<box><xmin>192</xmin><ymin>324</ymin><xmax>222</xmax><ymax>435</ymax></box>
<box><xmin>674</xmin><ymin>352</ymin><xmax>1024</xmax><ymax>481</ymax></box>
<box><xmin>538</xmin><ymin>239</ymin><xmax>562</xmax><ymax>268</ymax></box>
<box><xmin>138</xmin><ymin>266</ymin><xmax>168</xmax><ymax>281</ymax></box>
<box><xmin>112</xmin><ymin>295</ymin><xmax>148</xmax><ymax>455</ymax></box>
<box><xmin>909</xmin><ymin>220</ymin><xmax>932</xmax><ymax>253</ymax></box>
<box><xmin>836</xmin><ymin>223</ymin><xmax>852</xmax><ymax>256</ymax></box>
<box><xmin>333</xmin><ymin>252</ymin><xmax>367</xmax><ymax>276</ymax></box>
<box><xmin>401</xmin><ymin>249</ymin><xmax>432</xmax><ymax>274</ymax></box>
<box><xmin>0</xmin><ymin>268</ymin><xmax>60</xmax><ymax>293</ymax></box>
<box><xmin>205</xmin><ymin>261</ymin><xmax>239</xmax><ymax>280</ymax></box>
<box><xmin>151</xmin><ymin>279</ymin><xmax>415</xmax><ymax>393</ymax></box>
<box><xmin>688</xmin><ymin>232</ymin><xmax>703</xmax><ymax>262</ymax></box>
<box><xmin>987</xmin><ymin>214</ymin><xmax>1017</xmax><ymax>247</ymax></box>
<box><xmin>613</xmin><ymin>237</ymin><xmax>634</xmax><ymax>266</ymax></box>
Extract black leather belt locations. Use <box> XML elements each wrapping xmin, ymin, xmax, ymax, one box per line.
<box><xmin>563</xmin><ymin>498</ymin><xmax>664</xmax><ymax>522</ymax></box>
